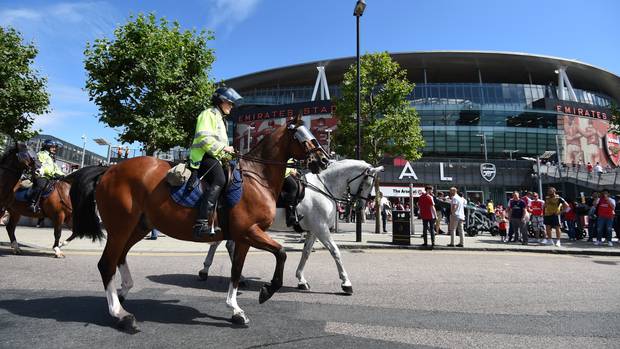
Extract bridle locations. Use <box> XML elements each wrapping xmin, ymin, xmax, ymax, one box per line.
<box><xmin>303</xmin><ymin>166</ymin><xmax>378</xmax><ymax>205</ymax></box>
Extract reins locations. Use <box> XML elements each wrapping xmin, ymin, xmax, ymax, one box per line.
<box><xmin>301</xmin><ymin>167</ymin><xmax>377</xmax><ymax>205</ymax></box>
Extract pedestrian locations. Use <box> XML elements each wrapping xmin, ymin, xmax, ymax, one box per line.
<box><xmin>614</xmin><ymin>194</ymin><xmax>620</xmax><ymax>241</ymax></box>
<box><xmin>418</xmin><ymin>185</ymin><xmax>437</xmax><ymax>248</ymax></box>
<box><xmin>529</xmin><ymin>192</ymin><xmax>545</xmax><ymax>242</ymax></box>
<box><xmin>586</xmin><ymin>162</ymin><xmax>593</xmax><ymax>177</ymax></box>
<box><xmin>147</xmin><ymin>228</ymin><xmax>159</xmax><ymax>240</ymax></box>
<box><xmin>434</xmin><ymin>192</ymin><xmax>446</xmax><ymax>235</ymax></box>
<box><xmin>542</xmin><ymin>187</ymin><xmax>568</xmax><ymax>247</ymax></box>
<box><xmin>593</xmin><ymin>189</ymin><xmax>615</xmax><ymax>246</ymax></box>
<box><xmin>564</xmin><ymin>199</ymin><xmax>577</xmax><ymax>241</ymax></box>
<box><xmin>447</xmin><ymin>187</ymin><xmax>465</xmax><ymax>247</ymax></box>
<box><xmin>486</xmin><ymin>199</ymin><xmax>495</xmax><ymax>222</ymax></box>
<box><xmin>594</xmin><ymin>162</ymin><xmax>603</xmax><ymax>177</ymax></box>
<box><xmin>379</xmin><ymin>192</ymin><xmax>391</xmax><ymax>233</ymax></box>
<box><xmin>499</xmin><ymin>215</ymin><xmax>508</xmax><ymax>243</ymax></box>
<box><xmin>586</xmin><ymin>192</ymin><xmax>599</xmax><ymax>242</ymax></box>
<box><xmin>506</xmin><ymin>191</ymin><xmax>528</xmax><ymax>245</ymax></box>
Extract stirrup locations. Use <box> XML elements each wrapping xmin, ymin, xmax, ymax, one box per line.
<box><xmin>192</xmin><ymin>219</ymin><xmax>220</xmax><ymax>239</ymax></box>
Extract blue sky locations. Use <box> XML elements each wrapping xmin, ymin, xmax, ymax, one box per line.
<box><xmin>1</xmin><ymin>0</ymin><xmax>618</xmax><ymax>156</ymax></box>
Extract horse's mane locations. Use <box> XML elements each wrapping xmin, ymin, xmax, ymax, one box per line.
<box><xmin>319</xmin><ymin>159</ymin><xmax>371</xmax><ymax>178</ymax></box>
<box><xmin>0</xmin><ymin>145</ymin><xmax>18</xmax><ymax>165</ymax></box>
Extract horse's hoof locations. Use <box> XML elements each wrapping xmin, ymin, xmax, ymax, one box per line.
<box><xmin>54</xmin><ymin>252</ymin><xmax>65</xmax><ymax>259</ymax></box>
<box><xmin>197</xmin><ymin>270</ymin><xmax>208</xmax><ymax>281</ymax></box>
<box><xmin>12</xmin><ymin>249</ymin><xmax>21</xmax><ymax>255</ymax></box>
<box><xmin>259</xmin><ymin>285</ymin><xmax>273</xmax><ymax>304</ymax></box>
<box><xmin>342</xmin><ymin>285</ymin><xmax>353</xmax><ymax>295</ymax></box>
<box><xmin>297</xmin><ymin>283</ymin><xmax>310</xmax><ymax>291</ymax></box>
<box><xmin>231</xmin><ymin>312</ymin><xmax>250</xmax><ymax>326</ymax></box>
<box><xmin>117</xmin><ymin>314</ymin><xmax>139</xmax><ymax>333</ymax></box>
<box><xmin>238</xmin><ymin>279</ymin><xmax>248</xmax><ymax>289</ymax></box>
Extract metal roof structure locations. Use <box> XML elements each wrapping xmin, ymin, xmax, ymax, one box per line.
<box><xmin>225</xmin><ymin>51</ymin><xmax>620</xmax><ymax>103</ymax></box>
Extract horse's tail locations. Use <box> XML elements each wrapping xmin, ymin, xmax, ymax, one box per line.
<box><xmin>68</xmin><ymin>165</ymin><xmax>109</xmax><ymax>241</ymax></box>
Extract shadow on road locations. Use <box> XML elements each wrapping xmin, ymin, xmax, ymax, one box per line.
<box><xmin>0</xmin><ymin>247</ymin><xmax>53</xmax><ymax>258</ymax></box>
<box><xmin>0</xmin><ymin>296</ymin><xmax>236</xmax><ymax>329</ymax></box>
<box><xmin>146</xmin><ymin>274</ymin><xmax>351</xmax><ymax>296</ymax></box>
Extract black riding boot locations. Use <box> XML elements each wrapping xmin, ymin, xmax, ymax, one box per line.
<box><xmin>193</xmin><ymin>185</ymin><xmax>223</xmax><ymax>239</ymax></box>
<box><xmin>28</xmin><ymin>190</ymin><xmax>42</xmax><ymax>213</ymax></box>
<box><xmin>285</xmin><ymin>205</ymin><xmax>304</xmax><ymax>227</ymax></box>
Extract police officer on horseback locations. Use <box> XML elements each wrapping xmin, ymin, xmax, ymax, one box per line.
<box><xmin>29</xmin><ymin>139</ymin><xmax>64</xmax><ymax>212</ymax></box>
<box><xmin>190</xmin><ymin>86</ymin><xmax>242</xmax><ymax>238</ymax></box>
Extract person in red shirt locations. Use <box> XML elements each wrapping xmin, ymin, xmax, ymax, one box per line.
<box><xmin>594</xmin><ymin>189</ymin><xmax>615</xmax><ymax>246</ymax></box>
<box><xmin>529</xmin><ymin>192</ymin><xmax>545</xmax><ymax>242</ymax></box>
<box><xmin>564</xmin><ymin>199</ymin><xmax>577</xmax><ymax>240</ymax></box>
<box><xmin>418</xmin><ymin>185</ymin><xmax>437</xmax><ymax>248</ymax></box>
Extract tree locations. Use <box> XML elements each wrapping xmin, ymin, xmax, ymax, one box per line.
<box><xmin>334</xmin><ymin>52</ymin><xmax>425</xmax><ymax>233</ymax></box>
<box><xmin>84</xmin><ymin>13</ymin><xmax>216</xmax><ymax>155</ymax></box>
<box><xmin>0</xmin><ymin>26</ymin><xmax>49</xmax><ymax>141</ymax></box>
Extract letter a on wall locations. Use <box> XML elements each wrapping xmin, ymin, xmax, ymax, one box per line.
<box><xmin>398</xmin><ymin>161</ymin><xmax>418</xmax><ymax>180</ymax></box>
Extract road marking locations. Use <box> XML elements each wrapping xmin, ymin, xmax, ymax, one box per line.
<box><xmin>324</xmin><ymin>322</ymin><xmax>618</xmax><ymax>348</ymax></box>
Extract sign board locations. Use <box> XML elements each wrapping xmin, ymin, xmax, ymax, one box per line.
<box><xmin>605</xmin><ymin>133</ymin><xmax>620</xmax><ymax>166</ymax></box>
<box><xmin>371</xmin><ymin>186</ymin><xmax>426</xmax><ymax>198</ymax></box>
<box><xmin>480</xmin><ymin>163</ymin><xmax>496</xmax><ymax>182</ymax></box>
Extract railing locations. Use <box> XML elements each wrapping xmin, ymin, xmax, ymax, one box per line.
<box><xmin>539</xmin><ymin>164</ymin><xmax>620</xmax><ymax>189</ymax></box>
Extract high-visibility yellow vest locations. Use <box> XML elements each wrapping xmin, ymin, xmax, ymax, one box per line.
<box><xmin>37</xmin><ymin>151</ymin><xmax>64</xmax><ymax>178</ymax></box>
<box><xmin>189</xmin><ymin>107</ymin><xmax>229</xmax><ymax>168</ymax></box>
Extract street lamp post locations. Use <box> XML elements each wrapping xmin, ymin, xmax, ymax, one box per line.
<box><xmin>80</xmin><ymin>134</ymin><xmax>87</xmax><ymax>168</ymax></box>
<box><xmin>353</xmin><ymin>0</ymin><xmax>366</xmax><ymax>243</ymax></box>
<box><xmin>93</xmin><ymin>138</ymin><xmax>111</xmax><ymax>165</ymax></box>
<box><xmin>503</xmin><ymin>149</ymin><xmax>519</xmax><ymax>160</ymax></box>
<box><xmin>325</xmin><ymin>128</ymin><xmax>333</xmax><ymax>154</ymax></box>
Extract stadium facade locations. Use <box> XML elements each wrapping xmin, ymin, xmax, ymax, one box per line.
<box><xmin>225</xmin><ymin>51</ymin><xmax>620</xmax><ymax>204</ymax></box>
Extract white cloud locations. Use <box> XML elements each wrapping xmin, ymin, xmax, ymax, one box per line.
<box><xmin>0</xmin><ymin>2</ymin><xmax>116</xmax><ymax>39</ymax></box>
<box><xmin>206</xmin><ymin>0</ymin><xmax>262</xmax><ymax>34</ymax></box>
<box><xmin>33</xmin><ymin>110</ymin><xmax>92</xmax><ymax>129</ymax></box>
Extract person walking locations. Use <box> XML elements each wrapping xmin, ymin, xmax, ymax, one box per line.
<box><xmin>379</xmin><ymin>192</ymin><xmax>391</xmax><ymax>233</ymax></box>
<box><xmin>529</xmin><ymin>192</ymin><xmax>545</xmax><ymax>242</ymax></box>
<box><xmin>447</xmin><ymin>187</ymin><xmax>465</xmax><ymax>247</ymax></box>
<box><xmin>543</xmin><ymin>187</ymin><xmax>568</xmax><ymax>247</ymax></box>
<box><xmin>593</xmin><ymin>189</ymin><xmax>615</xmax><ymax>246</ymax></box>
<box><xmin>586</xmin><ymin>192</ymin><xmax>599</xmax><ymax>242</ymax></box>
<box><xmin>507</xmin><ymin>192</ymin><xmax>528</xmax><ymax>245</ymax></box>
<box><xmin>486</xmin><ymin>199</ymin><xmax>495</xmax><ymax>222</ymax></box>
<box><xmin>418</xmin><ymin>185</ymin><xmax>437</xmax><ymax>248</ymax></box>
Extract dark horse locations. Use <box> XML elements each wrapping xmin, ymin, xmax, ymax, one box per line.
<box><xmin>0</xmin><ymin>144</ymin><xmax>75</xmax><ymax>258</ymax></box>
<box><xmin>69</xmin><ymin>118</ymin><xmax>329</xmax><ymax>331</ymax></box>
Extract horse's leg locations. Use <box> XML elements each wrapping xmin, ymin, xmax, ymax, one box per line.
<box><xmin>244</xmin><ymin>225</ymin><xmax>286</xmax><ymax>304</ymax></box>
<box><xmin>295</xmin><ymin>233</ymin><xmax>317</xmax><ymax>290</ymax></box>
<box><xmin>59</xmin><ymin>232</ymin><xmax>77</xmax><ymax>247</ymax></box>
<box><xmin>198</xmin><ymin>240</ymin><xmax>221</xmax><ymax>281</ymax></box>
<box><xmin>227</xmin><ymin>241</ymin><xmax>250</xmax><ymax>325</ymax></box>
<box><xmin>98</xmin><ymin>220</ymin><xmax>140</xmax><ymax>332</ymax></box>
<box><xmin>51</xmin><ymin>212</ymin><xmax>66</xmax><ymax>258</ymax></box>
<box><xmin>6</xmin><ymin>211</ymin><xmax>21</xmax><ymax>254</ymax></box>
<box><xmin>314</xmin><ymin>227</ymin><xmax>353</xmax><ymax>294</ymax></box>
<box><xmin>116</xmin><ymin>227</ymin><xmax>149</xmax><ymax>304</ymax></box>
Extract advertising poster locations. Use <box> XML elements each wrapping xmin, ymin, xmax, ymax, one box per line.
<box><xmin>561</xmin><ymin>115</ymin><xmax>610</xmax><ymax>166</ymax></box>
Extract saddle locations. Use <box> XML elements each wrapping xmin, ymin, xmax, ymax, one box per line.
<box><xmin>276</xmin><ymin>176</ymin><xmax>305</xmax><ymax>208</ymax></box>
<box><xmin>168</xmin><ymin>160</ymin><xmax>243</xmax><ymax>209</ymax></box>
<box><xmin>14</xmin><ymin>180</ymin><xmax>57</xmax><ymax>202</ymax></box>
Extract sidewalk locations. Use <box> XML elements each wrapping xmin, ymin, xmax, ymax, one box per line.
<box><xmin>1</xmin><ymin>221</ymin><xmax>619</xmax><ymax>256</ymax></box>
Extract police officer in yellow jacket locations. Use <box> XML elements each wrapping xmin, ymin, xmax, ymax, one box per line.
<box><xmin>29</xmin><ymin>139</ymin><xmax>64</xmax><ymax>212</ymax></box>
<box><xmin>190</xmin><ymin>86</ymin><xmax>242</xmax><ymax>238</ymax></box>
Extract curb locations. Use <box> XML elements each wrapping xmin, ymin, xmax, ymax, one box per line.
<box><xmin>3</xmin><ymin>241</ymin><xmax>620</xmax><ymax>257</ymax></box>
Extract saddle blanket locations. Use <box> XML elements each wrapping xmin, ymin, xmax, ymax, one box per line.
<box><xmin>170</xmin><ymin>160</ymin><xmax>243</xmax><ymax>209</ymax></box>
<box><xmin>14</xmin><ymin>183</ymin><xmax>55</xmax><ymax>202</ymax></box>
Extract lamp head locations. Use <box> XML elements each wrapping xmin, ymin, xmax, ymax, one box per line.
<box><xmin>353</xmin><ymin>0</ymin><xmax>366</xmax><ymax>16</ymax></box>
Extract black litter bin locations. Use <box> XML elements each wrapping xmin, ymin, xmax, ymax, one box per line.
<box><xmin>392</xmin><ymin>210</ymin><xmax>411</xmax><ymax>245</ymax></box>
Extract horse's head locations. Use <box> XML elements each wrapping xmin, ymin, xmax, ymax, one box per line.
<box><xmin>346</xmin><ymin>161</ymin><xmax>384</xmax><ymax>203</ymax></box>
<box><xmin>0</xmin><ymin>142</ymin><xmax>36</xmax><ymax>173</ymax></box>
<box><xmin>286</xmin><ymin>116</ymin><xmax>330</xmax><ymax>174</ymax></box>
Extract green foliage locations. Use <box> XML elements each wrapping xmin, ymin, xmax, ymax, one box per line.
<box><xmin>84</xmin><ymin>13</ymin><xmax>216</xmax><ymax>154</ymax></box>
<box><xmin>0</xmin><ymin>26</ymin><xmax>49</xmax><ymax>141</ymax></box>
<box><xmin>334</xmin><ymin>52</ymin><xmax>424</xmax><ymax>165</ymax></box>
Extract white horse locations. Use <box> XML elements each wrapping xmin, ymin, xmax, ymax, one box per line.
<box><xmin>198</xmin><ymin>159</ymin><xmax>383</xmax><ymax>294</ymax></box>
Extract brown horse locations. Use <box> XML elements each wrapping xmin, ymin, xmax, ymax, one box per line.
<box><xmin>4</xmin><ymin>178</ymin><xmax>74</xmax><ymax>258</ymax></box>
<box><xmin>69</xmin><ymin>118</ymin><xmax>329</xmax><ymax>331</ymax></box>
